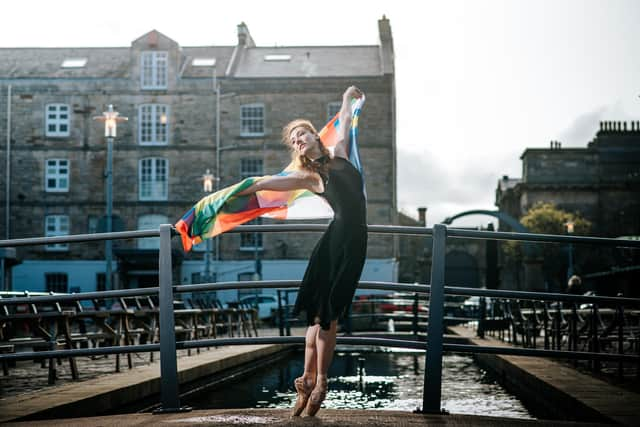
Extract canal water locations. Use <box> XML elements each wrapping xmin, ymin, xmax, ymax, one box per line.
<box><xmin>184</xmin><ymin>347</ymin><xmax>535</xmax><ymax>419</ymax></box>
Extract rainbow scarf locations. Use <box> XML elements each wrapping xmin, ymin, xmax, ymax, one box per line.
<box><xmin>175</xmin><ymin>96</ymin><xmax>365</xmax><ymax>252</ymax></box>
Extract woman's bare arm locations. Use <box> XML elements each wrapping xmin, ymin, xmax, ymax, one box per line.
<box><xmin>333</xmin><ymin>86</ymin><xmax>364</xmax><ymax>159</ymax></box>
<box><xmin>235</xmin><ymin>171</ymin><xmax>323</xmax><ymax>196</ymax></box>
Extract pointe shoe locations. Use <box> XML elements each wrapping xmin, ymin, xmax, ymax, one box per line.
<box><xmin>305</xmin><ymin>377</ymin><xmax>328</xmax><ymax>417</ymax></box>
<box><xmin>292</xmin><ymin>376</ymin><xmax>314</xmax><ymax>417</ymax></box>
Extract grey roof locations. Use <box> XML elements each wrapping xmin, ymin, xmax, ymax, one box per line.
<box><xmin>0</xmin><ymin>47</ymin><xmax>131</xmax><ymax>78</ymax></box>
<box><xmin>233</xmin><ymin>46</ymin><xmax>382</xmax><ymax>78</ymax></box>
<box><xmin>0</xmin><ymin>35</ymin><xmax>384</xmax><ymax>79</ymax></box>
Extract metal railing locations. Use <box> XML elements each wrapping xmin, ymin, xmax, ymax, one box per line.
<box><xmin>1</xmin><ymin>223</ymin><xmax>639</xmax><ymax>415</ymax></box>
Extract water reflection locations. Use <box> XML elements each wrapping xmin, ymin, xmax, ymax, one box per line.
<box><xmin>184</xmin><ymin>349</ymin><xmax>533</xmax><ymax>419</ymax></box>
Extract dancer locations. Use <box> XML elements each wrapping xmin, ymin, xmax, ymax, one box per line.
<box><xmin>235</xmin><ymin>86</ymin><xmax>367</xmax><ymax>416</ymax></box>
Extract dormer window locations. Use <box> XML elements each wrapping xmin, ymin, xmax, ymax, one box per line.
<box><xmin>140</xmin><ymin>51</ymin><xmax>168</xmax><ymax>89</ymax></box>
<box><xmin>61</xmin><ymin>58</ymin><xmax>87</xmax><ymax>68</ymax></box>
<box><xmin>264</xmin><ymin>54</ymin><xmax>291</xmax><ymax>62</ymax></box>
<box><xmin>192</xmin><ymin>58</ymin><xmax>216</xmax><ymax>67</ymax></box>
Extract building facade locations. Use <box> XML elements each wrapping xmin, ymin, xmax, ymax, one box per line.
<box><xmin>495</xmin><ymin>122</ymin><xmax>640</xmax><ymax>295</ymax></box>
<box><xmin>0</xmin><ymin>19</ymin><xmax>398</xmax><ymax>303</ymax></box>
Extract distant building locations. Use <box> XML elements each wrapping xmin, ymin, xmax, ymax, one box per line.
<box><xmin>495</xmin><ymin>122</ymin><xmax>640</xmax><ymax>295</ymax></box>
<box><xmin>0</xmin><ymin>18</ymin><xmax>398</xmax><ymax>303</ymax></box>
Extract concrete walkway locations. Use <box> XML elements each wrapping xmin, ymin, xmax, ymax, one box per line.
<box><xmin>0</xmin><ymin>342</ymin><xmax>292</xmax><ymax>423</ymax></box>
<box><xmin>1</xmin><ymin>408</ymin><xmax>611</xmax><ymax>427</ymax></box>
<box><xmin>449</xmin><ymin>324</ymin><xmax>640</xmax><ymax>426</ymax></box>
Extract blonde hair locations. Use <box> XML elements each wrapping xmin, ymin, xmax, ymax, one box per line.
<box><xmin>282</xmin><ymin>119</ymin><xmax>330</xmax><ymax>174</ymax></box>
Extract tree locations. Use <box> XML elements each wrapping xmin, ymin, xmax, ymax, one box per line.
<box><xmin>503</xmin><ymin>203</ymin><xmax>591</xmax><ymax>292</ymax></box>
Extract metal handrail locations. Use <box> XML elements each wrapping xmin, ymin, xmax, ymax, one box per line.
<box><xmin>1</xmin><ymin>223</ymin><xmax>639</xmax><ymax>415</ymax></box>
<box><xmin>2</xmin><ymin>280</ymin><xmax>637</xmax><ymax>307</ymax></box>
<box><xmin>3</xmin><ymin>223</ymin><xmax>640</xmax><ymax>248</ymax></box>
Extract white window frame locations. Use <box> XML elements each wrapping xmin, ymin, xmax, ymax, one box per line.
<box><xmin>139</xmin><ymin>158</ymin><xmax>169</xmax><ymax>201</ymax></box>
<box><xmin>45</xmin><ymin>103</ymin><xmax>70</xmax><ymax>137</ymax></box>
<box><xmin>240</xmin><ymin>218</ymin><xmax>264</xmax><ymax>251</ymax></box>
<box><xmin>137</xmin><ymin>214</ymin><xmax>168</xmax><ymax>249</ymax></box>
<box><xmin>240</xmin><ymin>103</ymin><xmax>265</xmax><ymax>137</ymax></box>
<box><xmin>138</xmin><ymin>104</ymin><xmax>169</xmax><ymax>145</ymax></box>
<box><xmin>240</xmin><ymin>158</ymin><xmax>264</xmax><ymax>179</ymax></box>
<box><xmin>45</xmin><ymin>159</ymin><xmax>70</xmax><ymax>192</ymax></box>
<box><xmin>45</xmin><ymin>215</ymin><xmax>70</xmax><ymax>251</ymax></box>
<box><xmin>140</xmin><ymin>51</ymin><xmax>168</xmax><ymax>90</ymax></box>
<box><xmin>327</xmin><ymin>102</ymin><xmax>341</xmax><ymax>122</ymax></box>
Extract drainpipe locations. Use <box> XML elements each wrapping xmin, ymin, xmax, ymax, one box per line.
<box><xmin>5</xmin><ymin>85</ymin><xmax>11</xmax><ymax>239</ymax></box>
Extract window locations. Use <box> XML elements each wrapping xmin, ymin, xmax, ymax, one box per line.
<box><xmin>45</xmin><ymin>159</ymin><xmax>69</xmax><ymax>192</ymax></box>
<box><xmin>45</xmin><ymin>273</ymin><xmax>68</xmax><ymax>293</ymax></box>
<box><xmin>45</xmin><ymin>215</ymin><xmax>69</xmax><ymax>251</ymax></box>
<box><xmin>137</xmin><ymin>214</ymin><xmax>168</xmax><ymax>249</ymax></box>
<box><xmin>139</xmin><ymin>158</ymin><xmax>168</xmax><ymax>200</ymax></box>
<box><xmin>327</xmin><ymin>102</ymin><xmax>341</xmax><ymax>122</ymax></box>
<box><xmin>140</xmin><ymin>51</ymin><xmax>168</xmax><ymax>89</ymax></box>
<box><xmin>138</xmin><ymin>104</ymin><xmax>169</xmax><ymax>145</ymax></box>
<box><xmin>240</xmin><ymin>158</ymin><xmax>263</xmax><ymax>179</ymax></box>
<box><xmin>240</xmin><ymin>104</ymin><xmax>265</xmax><ymax>136</ymax></box>
<box><xmin>240</xmin><ymin>218</ymin><xmax>263</xmax><ymax>250</ymax></box>
<box><xmin>45</xmin><ymin>103</ymin><xmax>70</xmax><ymax>137</ymax></box>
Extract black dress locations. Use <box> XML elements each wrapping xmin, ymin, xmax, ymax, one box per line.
<box><xmin>292</xmin><ymin>156</ymin><xmax>368</xmax><ymax>330</ymax></box>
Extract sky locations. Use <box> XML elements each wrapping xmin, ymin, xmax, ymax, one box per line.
<box><xmin>2</xmin><ymin>0</ymin><xmax>639</xmax><ymax>227</ymax></box>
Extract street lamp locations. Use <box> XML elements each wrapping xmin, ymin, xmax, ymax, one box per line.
<box><xmin>94</xmin><ymin>105</ymin><xmax>127</xmax><ymax>291</ymax></box>
<box><xmin>213</xmin><ymin>63</ymin><xmax>221</xmax><ymax>264</ymax></box>
<box><xmin>565</xmin><ymin>220</ymin><xmax>575</xmax><ymax>282</ymax></box>
<box><xmin>202</xmin><ymin>170</ymin><xmax>216</xmax><ymax>284</ymax></box>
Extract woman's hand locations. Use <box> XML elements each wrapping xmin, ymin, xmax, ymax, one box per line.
<box><xmin>343</xmin><ymin>85</ymin><xmax>364</xmax><ymax>101</ymax></box>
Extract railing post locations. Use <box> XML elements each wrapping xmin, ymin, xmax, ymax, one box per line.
<box><xmin>277</xmin><ymin>290</ymin><xmax>284</xmax><ymax>337</ymax></box>
<box><xmin>477</xmin><ymin>296</ymin><xmax>486</xmax><ymax>338</ymax></box>
<box><xmin>412</xmin><ymin>293</ymin><xmax>419</xmax><ymax>337</ymax></box>
<box><xmin>155</xmin><ymin>224</ymin><xmax>190</xmax><ymax>413</ymax></box>
<box><xmin>422</xmin><ymin>224</ymin><xmax>447</xmax><ymax>414</ymax></box>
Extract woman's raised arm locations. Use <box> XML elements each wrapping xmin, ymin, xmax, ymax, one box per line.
<box><xmin>333</xmin><ymin>86</ymin><xmax>364</xmax><ymax>159</ymax></box>
<box><xmin>235</xmin><ymin>171</ymin><xmax>324</xmax><ymax>196</ymax></box>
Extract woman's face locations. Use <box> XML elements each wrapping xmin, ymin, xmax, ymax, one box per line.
<box><xmin>289</xmin><ymin>126</ymin><xmax>318</xmax><ymax>156</ymax></box>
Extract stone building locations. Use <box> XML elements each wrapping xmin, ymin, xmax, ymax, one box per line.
<box><xmin>0</xmin><ymin>18</ymin><xmax>398</xmax><ymax>302</ymax></box>
<box><xmin>495</xmin><ymin>122</ymin><xmax>640</xmax><ymax>295</ymax></box>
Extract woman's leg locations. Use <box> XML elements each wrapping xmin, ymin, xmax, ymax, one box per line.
<box><xmin>292</xmin><ymin>324</ymin><xmax>319</xmax><ymax>416</ymax></box>
<box><xmin>303</xmin><ymin>324</ymin><xmax>320</xmax><ymax>380</ymax></box>
<box><xmin>306</xmin><ymin>320</ymin><xmax>337</xmax><ymax>416</ymax></box>
<box><xmin>316</xmin><ymin>320</ymin><xmax>337</xmax><ymax>376</ymax></box>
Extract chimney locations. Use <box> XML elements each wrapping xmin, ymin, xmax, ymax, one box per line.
<box><xmin>378</xmin><ymin>15</ymin><xmax>394</xmax><ymax>75</ymax></box>
<box><xmin>237</xmin><ymin>22</ymin><xmax>255</xmax><ymax>47</ymax></box>
<box><xmin>417</xmin><ymin>207</ymin><xmax>427</xmax><ymax>226</ymax></box>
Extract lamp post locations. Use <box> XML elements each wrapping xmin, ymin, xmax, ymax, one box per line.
<box><xmin>213</xmin><ymin>62</ymin><xmax>222</xmax><ymax>264</ymax></box>
<box><xmin>202</xmin><ymin>170</ymin><xmax>216</xmax><ymax>284</ymax></box>
<box><xmin>94</xmin><ymin>105</ymin><xmax>127</xmax><ymax>291</ymax></box>
<box><xmin>565</xmin><ymin>220</ymin><xmax>575</xmax><ymax>282</ymax></box>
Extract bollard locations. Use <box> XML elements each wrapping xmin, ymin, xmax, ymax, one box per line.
<box><xmin>421</xmin><ymin>224</ymin><xmax>447</xmax><ymax>414</ymax></box>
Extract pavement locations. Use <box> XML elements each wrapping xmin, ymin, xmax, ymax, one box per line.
<box><xmin>0</xmin><ymin>408</ymin><xmax>613</xmax><ymax>427</ymax></box>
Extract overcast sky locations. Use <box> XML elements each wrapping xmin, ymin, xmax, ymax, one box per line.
<box><xmin>2</xmin><ymin>0</ymin><xmax>639</xmax><ymax>227</ymax></box>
